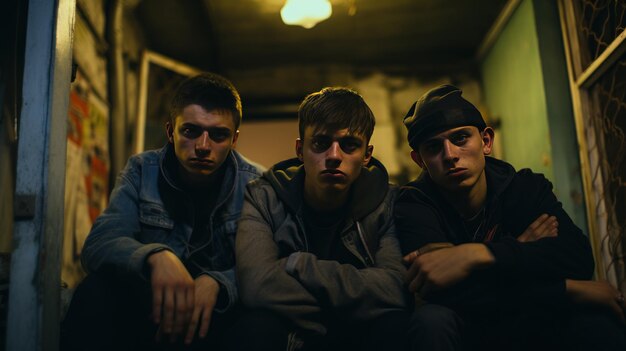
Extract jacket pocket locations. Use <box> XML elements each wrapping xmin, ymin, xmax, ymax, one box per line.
<box><xmin>273</xmin><ymin>217</ymin><xmax>305</xmax><ymax>257</ymax></box>
<box><xmin>139</xmin><ymin>202</ymin><xmax>175</xmax><ymax>229</ymax></box>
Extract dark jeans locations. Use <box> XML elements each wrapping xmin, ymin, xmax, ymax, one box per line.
<box><xmin>232</xmin><ymin>309</ymin><xmax>409</xmax><ymax>351</ymax></box>
<box><xmin>408</xmin><ymin>303</ymin><xmax>626</xmax><ymax>351</ymax></box>
<box><xmin>60</xmin><ymin>274</ymin><xmax>241</xmax><ymax>351</ymax></box>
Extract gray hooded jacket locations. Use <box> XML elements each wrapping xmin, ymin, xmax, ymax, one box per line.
<box><xmin>236</xmin><ymin>157</ymin><xmax>408</xmax><ymax>335</ymax></box>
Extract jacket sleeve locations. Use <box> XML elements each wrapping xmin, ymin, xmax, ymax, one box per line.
<box><xmin>236</xmin><ymin>185</ymin><xmax>325</xmax><ymax>335</ymax></box>
<box><xmin>284</xmin><ymin>218</ymin><xmax>408</xmax><ymax>322</ymax></box>
<box><xmin>395</xmin><ymin>190</ymin><xmax>449</xmax><ymax>256</ymax></box>
<box><xmin>485</xmin><ymin>172</ymin><xmax>595</xmax><ymax>281</ymax></box>
<box><xmin>395</xmin><ymin>191</ymin><xmax>499</xmax><ymax>308</ymax></box>
<box><xmin>199</xmin><ymin>268</ymin><xmax>237</xmax><ymax>313</ymax></box>
<box><xmin>80</xmin><ymin>157</ymin><xmax>172</xmax><ymax>279</ymax></box>
<box><xmin>396</xmin><ymin>175</ymin><xmax>593</xmax><ymax>309</ymax></box>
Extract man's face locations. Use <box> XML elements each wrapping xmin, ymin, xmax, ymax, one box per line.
<box><xmin>297</xmin><ymin>126</ymin><xmax>373</xmax><ymax>196</ymax></box>
<box><xmin>166</xmin><ymin>104</ymin><xmax>238</xmax><ymax>182</ymax></box>
<box><xmin>412</xmin><ymin>126</ymin><xmax>493</xmax><ymax>193</ymax></box>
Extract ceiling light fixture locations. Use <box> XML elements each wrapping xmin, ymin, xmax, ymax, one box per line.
<box><xmin>280</xmin><ymin>0</ymin><xmax>332</xmax><ymax>29</ymax></box>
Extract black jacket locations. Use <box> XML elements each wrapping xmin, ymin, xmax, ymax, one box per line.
<box><xmin>395</xmin><ymin>157</ymin><xmax>594</xmax><ymax>314</ymax></box>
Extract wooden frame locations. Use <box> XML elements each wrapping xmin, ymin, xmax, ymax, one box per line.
<box><xmin>6</xmin><ymin>1</ymin><xmax>76</xmax><ymax>350</ymax></box>
<box><xmin>134</xmin><ymin>50</ymin><xmax>201</xmax><ymax>154</ymax></box>
<box><xmin>558</xmin><ymin>0</ymin><xmax>626</xmax><ymax>284</ymax></box>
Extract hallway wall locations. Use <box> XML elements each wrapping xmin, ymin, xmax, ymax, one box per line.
<box><xmin>480</xmin><ymin>0</ymin><xmax>587</xmax><ymax>230</ymax></box>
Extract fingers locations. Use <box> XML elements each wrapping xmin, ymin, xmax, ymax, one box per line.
<box><xmin>162</xmin><ymin>287</ymin><xmax>175</xmax><ymax>334</ymax></box>
<box><xmin>406</xmin><ymin>259</ymin><xmax>421</xmax><ymax>286</ymax></box>
<box><xmin>152</xmin><ymin>286</ymin><xmax>164</xmax><ymax>324</ymax></box>
<box><xmin>186</xmin><ymin>287</ymin><xmax>195</xmax><ymax>322</ymax></box>
<box><xmin>404</xmin><ymin>244</ymin><xmax>455</xmax><ymax>263</ymax></box>
<box><xmin>537</xmin><ymin>215</ymin><xmax>558</xmax><ymax>237</ymax></box>
<box><xmin>162</xmin><ymin>286</ymin><xmax>187</xmax><ymax>339</ymax></box>
<box><xmin>184</xmin><ymin>306</ymin><xmax>201</xmax><ymax>345</ymax></box>
<box><xmin>519</xmin><ymin>214</ymin><xmax>559</xmax><ymax>242</ymax></box>
<box><xmin>183</xmin><ymin>279</ymin><xmax>216</xmax><ymax>345</ymax></box>
<box><xmin>529</xmin><ymin>214</ymin><xmax>549</xmax><ymax>231</ymax></box>
<box><xmin>198</xmin><ymin>304</ymin><xmax>213</xmax><ymax>339</ymax></box>
<box><xmin>525</xmin><ymin>214</ymin><xmax>550</xmax><ymax>240</ymax></box>
<box><xmin>148</xmin><ymin>251</ymin><xmax>196</xmax><ymax>344</ymax></box>
<box><xmin>408</xmin><ymin>269</ymin><xmax>426</xmax><ymax>294</ymax></box>
<box><xmin>183</xmin><ymin>304</ymin><xmax>214</xmax><ymax>345</ymax></box>
<box><xmin>403</xmin><ymin>250</ymin><xmax>418</xmax><ymax>264</ymax></box>
<box><xmin>529</xmin><ymin>216</ymin><xmax>557</xmax><ymax>240</ymax></box>
<box><xmin>171</xmin><ymin>286</ymin><xmax>191</xmax><ymax>342</ymax></box>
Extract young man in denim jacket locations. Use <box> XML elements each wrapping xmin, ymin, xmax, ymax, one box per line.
<box><xmin>235</xmin><ymin>87</ymin><xmax>408</xmax><ymax>350</ymax></box>
<box><xmin>395</xmin><ymin>84</ymin><xmax>626</xmax><ymax>351</ymax></box>
<box><xmin>62</xmin><ymin>73</ymin><xmax>263</xmax><ymax>350</ymax></box>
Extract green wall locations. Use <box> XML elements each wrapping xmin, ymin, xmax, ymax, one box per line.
<box><xmin>480</xmin><ymin>0</ymin><xmax>587</xmax><ymax>230</ymax></box>
<box><xmin>481</xmin><ymin>0</ymin><xmax>552</xmax><ymax>178</ymax></box>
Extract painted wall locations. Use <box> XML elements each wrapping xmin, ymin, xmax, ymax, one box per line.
<box><xmin>481</xmin><ymin>0</ymin><xmax>553</xmax><ymax>178</ymax></box>
<box><xmin>61</xmin><ymin>0</ymin><xmax>148</xmax><ymax>289</ymax></box>
<box><xmin>480</xmin><ymin>0</ymin><xmax>587</xmax><ymax>229</ymax></box>
<box><xmin>236</xmin><ymin>119</ymin><xmax>299</xmax><ymax>168</ymax></box>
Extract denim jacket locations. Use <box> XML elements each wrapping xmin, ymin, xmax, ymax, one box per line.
<box><xmin>81</xmin><ymin>144</ymin><xmax>263</xmax><ymax>312</ymax></box>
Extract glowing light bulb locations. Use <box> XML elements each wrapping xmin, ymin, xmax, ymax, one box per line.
<box><xmin>280</xmin><ymin>0</ymin><xmax>332</xmax><ymax>29</ymax></box>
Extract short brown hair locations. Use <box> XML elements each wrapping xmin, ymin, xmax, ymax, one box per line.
<box><xmin>298</xmin><ymin>87</ymin><xmax>375</xmax><ymax>141</ymax></box>
<box><xmin>169</xmin><ymin>72</ymin><xmax>242</xmax><ymax>129</ymax></box>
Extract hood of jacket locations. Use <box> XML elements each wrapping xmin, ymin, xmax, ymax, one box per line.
<box><xmin>398</xmin><ymin>156</ymin><xmax>516</xmax><ymax>244</ymax></box>
<box><xmin>263</xmin><ymin>156</ymin><xmax>390</xmax><ymax>220</ymax></box>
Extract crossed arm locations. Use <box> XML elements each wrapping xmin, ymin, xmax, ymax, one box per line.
<box><xmin>236</xmin><ymin>186</ymin><xmax>407</xmax><ymax>334</ymax></box>
<box><xmin>283</xmin><ymin>220</ymin><xmax>408</xmax><ymax>321</ymax></box>
<box><xmin>235</xmin><ymin>188</ymin><xmax>325</xmax><ymax>334</ymax></box>
<box><xmin>403</xmin><ymin>214</ymin><xmax>559</xmax><ymax>295</ymax></box>
<box><xmin>402</xmin><ymin>213</ymin><xmax>625</xmax><ymax>323</ymax></box>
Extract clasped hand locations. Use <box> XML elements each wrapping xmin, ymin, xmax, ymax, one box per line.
<box><xmin>403</xmin><ymin>213</ymin><xmax>558</xmax><ymax>297</ymax></box>
<box><xmin>147</xmin><ymin>250</ymin><xmax>220</xmax><ymax>344</ymax></box>
<box><xmin>403</xmin><ymin>243</ymin><xmax>494</xmax><ymax>296</ymax></box>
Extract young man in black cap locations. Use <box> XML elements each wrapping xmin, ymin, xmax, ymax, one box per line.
<box><xmin>235</xmin><ymin>87</ymin><xmax>408</xmax><ymax>350</ymax></box>
<box><xmin>395</xmin><ymin>84</ymin><xmax>626</xmax><ymax>350</ymax></box>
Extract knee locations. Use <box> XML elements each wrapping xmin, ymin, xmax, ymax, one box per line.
<box><xmin>228</xmin><ymin>309</ymin><xmax>290</xmax><ymax>350</ymax></box>
<box><xmin>235</xmin><ymin>309</ymin><xmax>290</xmax><ymax>338</ymax></box>
<box><xmin>63</xmin><ymin>274</ymin><xmax>142</xmax><ymax>325</ymax></box>
<box><xmin>566</xmin><ymin>308</ymin><xmax>626</xmax><ymax>350</ymax></box>
<box><xmin>64</xmin><ymin>274</ymin><xmax>115</xmax><ymax>316</ymax></box>
<box><xmin>408</xmin><ymin>304</ymin><xmax>463</xmax><ymax>351</ymax></box>
<box><xmin>410</xmin><ymin>304</ymin><xmax>461</xmax><ymax>334</ymax></box>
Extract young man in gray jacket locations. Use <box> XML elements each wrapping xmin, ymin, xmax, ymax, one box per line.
<box><xmin>235</xmin><ymin>87</ymin><xmax>408</xmax><ymax>351</ymax></box>
<box><xmin>62</xmin><ymin>73</ymin><xmax>263</xmax><ymax>351</ymax></box>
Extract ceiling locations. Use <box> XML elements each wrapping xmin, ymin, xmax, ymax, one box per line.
<box><xmin>135</xmin><ymin>0</ymin><xmax>509</xmax><ymax>113</ymax></box>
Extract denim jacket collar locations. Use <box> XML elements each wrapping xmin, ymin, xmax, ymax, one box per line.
<box><xmin>157</xmin><ymin>143</ymin><xmax>240</xmax><ymax>214</ymax></box>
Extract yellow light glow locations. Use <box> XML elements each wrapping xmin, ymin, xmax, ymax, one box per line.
<box><xmin>280</xmin><ymin>0</ymin><xmax>332</xmax><ymax>29</ymax></box>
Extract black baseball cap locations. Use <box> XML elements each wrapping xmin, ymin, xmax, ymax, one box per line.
<box><xmin>403</xmin><ymin>84</ymin><xmax>486</xmax><ymax>150</ymax></box>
